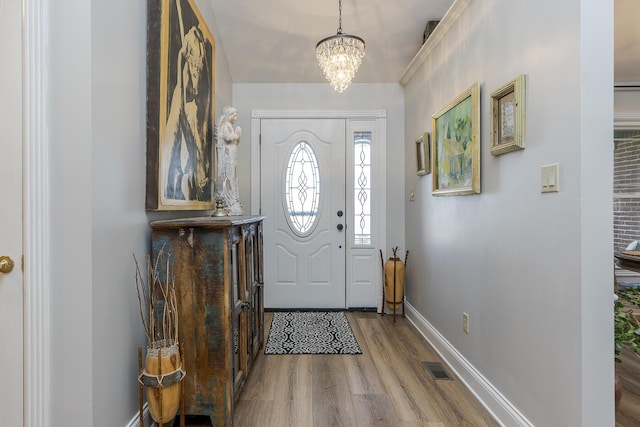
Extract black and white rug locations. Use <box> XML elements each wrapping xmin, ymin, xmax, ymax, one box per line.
<box><xmin>264</xmin><ymin>311</ymin><xmax>362</xmax><ymax>355</ymax></box>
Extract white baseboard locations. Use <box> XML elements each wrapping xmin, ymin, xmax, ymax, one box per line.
<box><xmin>404</xmin><ymin>301</ymin><xmax>533</xmax><ymax>427</ymax></box>
<box><xmin>126</xmin><ymin>402</ymin><xmax>151</xmax><ymax>427</ymax></box>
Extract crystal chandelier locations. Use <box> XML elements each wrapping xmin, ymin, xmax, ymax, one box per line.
<box><xmin>315</xmin><ymin>0</ymin><xmax>365</xmax><ymax>93</ymax></box>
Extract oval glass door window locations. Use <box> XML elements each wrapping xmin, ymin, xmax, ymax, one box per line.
<box><xmin>284</xmin><ymin>141</ymin><xmax>321</xmax><ymax>236</ymax></box>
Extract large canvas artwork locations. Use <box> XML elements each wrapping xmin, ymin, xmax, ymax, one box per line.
<box><xmin>146</xmin><ymin>0</ymin><xmax>216</xmax><ymax>210</ymax></box>
<box><xmin>431</xmin><ymin>82</ymin><xmax>480</xmax><ymax>196</ymax></box>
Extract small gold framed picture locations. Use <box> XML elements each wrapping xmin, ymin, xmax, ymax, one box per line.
<box><xmin>416</xmin><ymin>132</ymin><xmax>430</xmax><ymax>176</ymax></box>
<box><xmin>490</xmin><ymin>74</ymin><xmax>526</xmax><ymax>156</ymax></box>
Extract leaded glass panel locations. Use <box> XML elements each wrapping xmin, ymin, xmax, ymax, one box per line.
<box><xmin>354</xmin><ymin>132</ymin><xmax>371</xmax><ymax>245</ymax></box>
<box><xmin>285</xmin><ymin>141</ymin><xmax>321</xmax><ymax>236</ymax></box>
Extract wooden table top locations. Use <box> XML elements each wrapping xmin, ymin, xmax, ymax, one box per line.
<box><xmin>615</xmin><ymin>251</ymin><xmax>640</xmax><ymax>273</ymax></box>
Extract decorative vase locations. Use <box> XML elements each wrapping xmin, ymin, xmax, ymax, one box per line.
<box><xmin>384</xmin><ymin>255</ymin><xmax>405</xmax><ymax>311</ymax></box>
<box><xmin>142</xmin><ymin>340</ymin><xmax>184</xmax><ymax>424</ymax></box>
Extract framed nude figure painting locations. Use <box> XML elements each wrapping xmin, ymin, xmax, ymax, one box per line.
<box><xmin>146</xmin><ymin>0</ymin><xmax>216</xmax><ymax>210</ymax></box>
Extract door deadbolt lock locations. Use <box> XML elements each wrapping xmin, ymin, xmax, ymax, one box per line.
<box><xmin>337</xmin><ymin>210</ymin><xmax>343</xmax><ymax>217</ymax></box>
<box><xmin>0</xmin><ymin>256</ymin><xmax>15</xmax><ymax>273</ymax></box>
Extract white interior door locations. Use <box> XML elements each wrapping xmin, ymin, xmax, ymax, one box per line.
<box><xmin>0</xmin><ymin>0</ymin><xmax>24</xmax><ymax>424</ymax></box>
<box><xmin>261</xmin><ymin>118</ymin><xmax>346</xmax><ymax>308</ymax></box>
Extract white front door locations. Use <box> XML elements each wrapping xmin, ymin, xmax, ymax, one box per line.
<box><xmin>0</xmin><ymin>0</ymin><xmax>24</xmax><ymax>424</ymax></box>
<box><xmin>261</xmin><ymin>119</ymin><xmax>346</xmax><ymax>308</ymax></box>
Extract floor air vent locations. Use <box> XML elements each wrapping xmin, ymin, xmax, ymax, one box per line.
<box><xmin>423</xmin><ymin>361</ymin><xmax>453</xmax><ymax>380</ymax></box>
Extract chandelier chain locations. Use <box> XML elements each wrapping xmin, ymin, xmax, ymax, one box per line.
<box><xmin>337</xmin><ymin>0</ymin><xmax>342</xmax><ymax>34</ymax></box>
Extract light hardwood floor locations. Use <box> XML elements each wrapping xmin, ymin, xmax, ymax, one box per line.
<box><xmin>173</xmin><ymin>311</ymin><xmax>499</xmax><ymax>426</ymax></box>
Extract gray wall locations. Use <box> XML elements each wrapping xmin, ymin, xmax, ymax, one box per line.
<box><xmin>49</xmin><ymin>0</ymin><xmax>233</xmax><ymax>425</ymax></box>
<box><xmin>403</xmin><ymin>0</ymin><xmax>613</xmax><ymax>425</ymax></box>
<box><xmin>45</xmin><ymin>0</ymin><xmax>616</xmax><ymax>424</ymax></box>
<box><xmin>50</xmin><ymin>0</ymin><xmax>93</xmax><ymax>422</ymax></box>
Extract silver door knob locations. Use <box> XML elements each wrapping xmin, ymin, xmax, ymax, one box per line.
<box><xmin>0</xmin><ymin>256</ymin><xmax>15</xmax><ymax>273</ymax></box>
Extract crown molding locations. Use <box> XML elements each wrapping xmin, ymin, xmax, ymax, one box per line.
<box><xmin>399</xmin><ymin>0</ymin><xmax>473</xmax><ymax>86</ymax></box>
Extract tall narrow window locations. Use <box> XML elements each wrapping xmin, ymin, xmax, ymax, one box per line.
<box><xmin>285</xmin><ymin>141</ymin><xmax>320</xmax><ymax>236</ymax></box>
<box><xmin>354</xmin><ymin>132</ymin><xmax>372</xmax><ymax>245</ymax></box>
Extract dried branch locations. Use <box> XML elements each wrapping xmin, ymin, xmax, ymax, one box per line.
<box><xmin>133</xmin><ymin>254</ymin><xmax>151</xmax><ymax>344</ymax></box>
<box><xmin>133</xmin><ymin>246</ymin><xmax>179</xmax><ymax>348</ymax></box>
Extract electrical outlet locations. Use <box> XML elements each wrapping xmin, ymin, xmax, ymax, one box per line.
<box><xmin>463</xmin><ymin>312</ymin><xmax>470</xmax><ymax>334</ymax></box>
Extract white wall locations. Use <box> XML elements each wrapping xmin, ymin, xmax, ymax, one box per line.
<box><xmin>48</xmin><ymin>0</ymin><xmax>233</xmax><ymax>425</ymax></box>
<box><xmin>232</xmin><ymin>83</ymin><xmax>406</xmax><ymax>251</ymax></box>
<box><xmin>403</xmin><ymin>0</ymin><xmax>612</xmax><ymax>425</ymax></box>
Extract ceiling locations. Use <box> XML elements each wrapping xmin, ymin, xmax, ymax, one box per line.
<box><xmin>208</xmin><ymin>0</ymin><xmax>454</xmax><ymax>84</ymax></box>
<box><xmin>209</xmin><ymin>0</ymin><xmax>640</xmax><ymax>86</ymax></box>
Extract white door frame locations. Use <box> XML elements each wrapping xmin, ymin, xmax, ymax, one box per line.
<box><xmin>23</xmin><ymin>1</ymin><xmax>51</xmax><ymax>424</ymax></box>
<box><xmin>250</xmin><ymin>109</ymin><xmax>387</xmax><ymax>310</ymax></box>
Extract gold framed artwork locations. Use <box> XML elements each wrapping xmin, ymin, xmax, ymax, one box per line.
<box><xmin>432</xmin><ymin>82</ymin><xmax>481</xmax><ymax>196</ymax></box>
<box><xmin>416</xmin><ymin>132</ymin><xmax>430</xmax><ymax>176</ymax></box>
<box><xmin>146</xmin><ymin>0</ymin><xmax>216</xmax><ymax>211</ymax></box>
<box><xmin>490</xmin><ymin>74</ymin><xmax>526</xmax><ymax>156</ymax></box>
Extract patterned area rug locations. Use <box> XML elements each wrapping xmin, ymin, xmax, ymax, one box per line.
<box><xmin>264</xmin><ymin>311</ymin><xmax>362</xmax><ymax>355</ymax></box>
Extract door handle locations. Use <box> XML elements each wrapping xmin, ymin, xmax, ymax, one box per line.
<box><xmin>0</xmin><ymin>256</ymin><xmax>15</xmax><ymax>273</ymax></box>
<box><xmin>337</xmin><ymin>224</ymin><xmax>344</xmax><ymax>231</ymax></box>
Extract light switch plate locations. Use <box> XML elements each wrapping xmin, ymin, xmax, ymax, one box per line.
<box><xmin>541</xmin><ymin>163</ymin><xmax>559</xmax><ymax>193</ymax></box>
<box><xmin>409</xmin><ymin>190</ymin><xmax>416</xmax><ymax>201</ymax></box>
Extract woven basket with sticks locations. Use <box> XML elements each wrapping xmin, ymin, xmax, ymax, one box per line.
<box><xmin>134</xmin><ymin>248</ymin><xmax>185</xmax><ymax>426</ymax></box>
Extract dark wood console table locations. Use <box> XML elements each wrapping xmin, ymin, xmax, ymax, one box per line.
<box><xmin>150</xmin><ymin>215</ymin><xmax>265</xmax><ymax>426</ymax></box>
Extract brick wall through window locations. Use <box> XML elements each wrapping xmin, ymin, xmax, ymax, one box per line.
<box><xmin>614</xmin><ymin>129</ymin><xmax>640</xmax><ymax>251</ymax></box>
